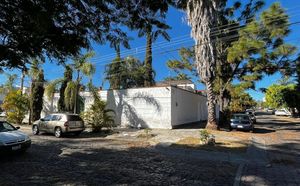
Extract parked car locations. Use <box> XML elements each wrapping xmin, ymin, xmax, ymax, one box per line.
<box><xmin>0</xmin><ymin>112</ymin><xmax>6</xmax><ymax>118</ymax></box>
<box><xmin>0</xmin><ymin>121</ymin><xmax>31</xmax><ymax>154</ymax></box>
<box><xmin>32</xmin><ymin>113</ymin><xmax>85</xmax><ymax>138</ymax></box>
<box><xmin>275</xmin><ymin>109</ymin><xmax>291</xmax><ymax>116</ymax></box>
<box><xmin>230</xmin><ymin>114</ymin><xmax>254</xmax><ymax>132</ymax></box>
<box><xmin>22</xmin><ymin>114</ymin><xmax>30</xmax><ymax>124</ymax></box>
<box><xmin>246</xmin><ymin>111</ymin><xmax>256</xmax><ymax>124</ymax></box>
<box><xmin>267</xmin><ymin>108</ymin><xmax>275</xmax><ymax>114</ymax></box>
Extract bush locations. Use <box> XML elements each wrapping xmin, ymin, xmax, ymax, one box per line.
<box><xmin>1</xmin><ymin>90</ymin><xmax>29</xmax><ymax>124</ymax></box>
<box><xmin>199</xmin><ymin>129</ymin><xmax>215</xmax><ymax>145</ymax></box>
<box><xmin>81</xmin><ymin>84</ymin><xmax>115</xmax><ymax>132</ymax></box>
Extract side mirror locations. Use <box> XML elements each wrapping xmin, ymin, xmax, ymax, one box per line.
<box><xmin>16</xmin><ymin>126</ymin><xmax>20</xmax><ymax>130</ymax></box>
<box><xmin>40</xmin><ymin>118</ymin><xmax>44</xmax><ymax>121</ymax></box>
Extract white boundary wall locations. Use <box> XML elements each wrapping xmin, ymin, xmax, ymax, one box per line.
<box><xmin>103</xmin><ymin>87</ymin><xmax>172</xmax><ymax>129</ymax></box>
<box><xmin>42</xmin><ymin>86</ymin><xmax>214</xmax><ymax>129</ymax></box>
<box><xmin>171</xmin><ymin>86</ymin><xmax>208</xmax><ymax>127</ymax></box>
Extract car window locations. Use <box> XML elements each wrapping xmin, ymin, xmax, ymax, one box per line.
<box><xmin>0</xmin><ymin>122</ymin><xmax>16</xmax><ymax>132</ymax></box>
<box><xmin>43</xmin><ymin>115</ymin><xmax>52</xmax><ymax>121</ymax></box>
<box><xmin>67</xmin><ymin>115</ymin><xmax>83</xmax><ymax>121</ymax></box>
<box><xmin>52</xmin><ymin>115</ymin><xmax>62</xmax><ymax>121</ymax></box>
<box><xmin>233</xmin><ymin>115</ymin><xmax>249</xmax><ymax>120</ymax></box>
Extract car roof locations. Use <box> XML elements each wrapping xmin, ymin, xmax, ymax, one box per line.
<box><xmin>233</xmin><ymin>114</ymin><xmax>249</xmax><ymax>116</ymax></box>
<box><xmin>50</xmin><ymin>113</ymin><xmax>79</xmax><ymax>116</ymax></box>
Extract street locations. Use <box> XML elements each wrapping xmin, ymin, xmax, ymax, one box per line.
<box><xmin>0</xmin><ymin>113</ymin><xmax>299</xmax><ymax>185</ymax></box>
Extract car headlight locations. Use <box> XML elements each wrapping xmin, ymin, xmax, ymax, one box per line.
<box><xmin>25</xmin><ymin>135</ymin><xmax>31</xmax><ymax>141</ymax></box>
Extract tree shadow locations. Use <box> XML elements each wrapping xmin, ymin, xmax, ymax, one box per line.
<box><xmin>0</xmin><ymin>140</ymin><xmax>237</xmax><ymax>185</ymax></box>
<box><xmin>106</xmin><ymin>89</ymin><xmax>161</xmax><ymax>128</ymax></box>
<box><xmin>252</xmin><ymin>127</ymin><xmax>276</xmax><ymax>134</ymax></box>
<box><xmin>172</xmin><ymin>121</ymin><xmax>207</xmax><ymax>129</ymax></box>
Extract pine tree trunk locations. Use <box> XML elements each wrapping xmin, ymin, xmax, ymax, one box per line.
<box><xmin>144</xmin><ymin>31</ymin><xmax>153</xmax><ymax>87</ymax></box>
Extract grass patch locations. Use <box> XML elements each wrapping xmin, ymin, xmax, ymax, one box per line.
<box><xmin>137</xmin><ymin>133</ymin><xmax>156</xmax><ymax>139</ymax></box>
<box><xmin>172</xmin><ymin>137</ymin><xmax>248</xmax><ymax>154</ymax></box>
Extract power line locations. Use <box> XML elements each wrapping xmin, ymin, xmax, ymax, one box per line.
<box><xmin>94</xmin><ymin>7</ymin><xmax>300</xmax><ymax>61</ymax></box>
<box><xmin>89</xmin><ymin>12</ymin><xmax>300</xmax><ymax>65</ymax></box>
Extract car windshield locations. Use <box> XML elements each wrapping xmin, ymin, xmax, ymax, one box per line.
<box><xmin>232</xmin><ymin>115</ymin><xmax>249</xmax><ymax>120</ymax></box>
<box><xmin>0</xmin><ymin>122</ymin><xmax>17</xmax><ymax>132</ymax></box>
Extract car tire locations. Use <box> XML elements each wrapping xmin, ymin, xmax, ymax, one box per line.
<box><xmin>32</xmin><ymin>125</ymin><xmax>39</xmax><ymax>135</ymax></box>
<box><xmin>54</xmin><ymin>127</ymin><xmax>62</xmax><ymax>138</ymax></box>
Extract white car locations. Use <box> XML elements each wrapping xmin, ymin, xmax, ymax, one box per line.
<box><xmin>275</xmin><ymin>109</ymin><xmax>291</xmax><ymax>116</ymax></box>
<box><xmin>0</xmin><ymin>112</ymin><xmax>6</xmax><ymax>117</ymax></box>
<box><xmin>0</xmin><ymin>121</ymin><xmax>31</xmax><ymax>154</ymax></box>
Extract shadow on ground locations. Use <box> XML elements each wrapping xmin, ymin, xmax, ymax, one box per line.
<box><xmin>0</xmin><ymin>140</ymin><xmax>237</xmax><ymax>186</ymax></box>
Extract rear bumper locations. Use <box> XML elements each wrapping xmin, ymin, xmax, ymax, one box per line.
<box><xmin>62</xmin><ymin>127</ymin><xmax>85</xmax><ymax>133</ymax></box>
<box><xmin>230</xmin><ymin>124</ymin><xmax>253</xmax><ymax>131</ymax></box>
<box><xmin>0</xmin><ymin>140</ymin><xmax>31</xmax><ymax>155</ymax></box>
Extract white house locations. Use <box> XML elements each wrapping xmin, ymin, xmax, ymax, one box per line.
<box><xmin>43</xmin><ymin>84</ymin><xmax>218</xmax><ymax>129</ymax></box>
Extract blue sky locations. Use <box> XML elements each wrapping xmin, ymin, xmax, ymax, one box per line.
<box><xmin>1</xmin><ymin>0</ymin><xmax>300</xmax><ymax>101</ymax></box>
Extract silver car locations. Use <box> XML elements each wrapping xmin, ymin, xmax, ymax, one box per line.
<box><xmin>0</xmin><ymin>121</ymin><xmax>31</xmax><ymax>154</ymax></box>
<box><xmin>32</xmin><ymin>113</ymin><xmax>85</xmax><ymax>138</ymax></box>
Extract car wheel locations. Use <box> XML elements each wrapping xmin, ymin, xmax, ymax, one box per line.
<box><xmin>32</xmin><ymin>125</ymin><xmax>39</xmax><ymax>135</ymax></box>
<box><xmin>54</xmin><ymin>127</ymin><xmax>62</xmax><ymax>138</ymax></box>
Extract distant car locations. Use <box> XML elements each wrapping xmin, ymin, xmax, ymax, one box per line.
<box><xmin>32</xmin><ymin>113</ymin><xmax>85</xmax><ymax>138</ymax></box>
<box><xmin>246</xmin><ymin>111</ymin><xmax>256</xmax><ymax>124</ymax></box>
<box><xmin>230</xmin><ymin>114</ymin><xmax>254</xmax><ymax>132</ymax></box>
<box><xmin>267</xmin><ymin>109</ymin><xmax>275</xmax><ymax>114</ymax></box>
<box><xmin>0</xmin><ymin>112</ymin><xmax>6</xmax><ymax>118</ymax></box>
<box><xmin>0</xmin><ymin>121</ymin><xmax>31</xmax><ymax>154</ymax></box>
<box><xmin>275</xmin><ymin>109</ymin><xmax>291</xmax><ymax>116</ymax></box>
<box><xmin>22</xmin><ymin>114</ymin><xmax>30</xmax><ymax>124</ymax></box>
<box><xmin>245</xmin><ymin>109</ymin><xmax>255</xmax><ymax>114</ymax></box>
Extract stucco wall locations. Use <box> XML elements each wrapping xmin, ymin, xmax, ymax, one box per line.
<box><xmin>103</xmin><ymin>87</ymin><xmax>172</xmax><ymax>129</ymax></box>
<box><xmin>41</xmin><ymin>86</ymin><xmax>214</xmax><ymax>129</ymax></box>
<box><xmin>171</xmin><ymin>86</ymin><xmax>208</xmax><ymax>127</ymax></box>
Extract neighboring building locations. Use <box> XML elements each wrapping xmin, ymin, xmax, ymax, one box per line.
<box><xmin>43</xmin><ymin>85</ymin><xmax>219</xmax><ymax>129</ymax></box>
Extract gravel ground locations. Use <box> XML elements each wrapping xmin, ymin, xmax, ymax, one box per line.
<box><xmin>0</xmin><ymin>128</ymin><xmax>237</xmax><ymax>186</ymax></box>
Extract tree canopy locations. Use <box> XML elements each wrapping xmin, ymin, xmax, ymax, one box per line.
<box><xmin>0</xmin><ymin>0</ymin><xmax>173</xmax><ymax>70</ymax></box>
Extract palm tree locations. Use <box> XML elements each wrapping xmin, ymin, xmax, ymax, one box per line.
<box><xmin>70</xmin><ymin>51</ymin><xmax>96</xmax><ymax>114</ymax></box>
<box><xmin>178</xmin><ymin>0</ymin><xmax>225</xmax><ymax>130</ymax></box>
<box><xmin>45</xmin><ymin>52</ymin><xmax>95</xmax><ymax>114</ymax></box>
<box><xmin>138</xmin><ymin>15</ymin><xmax>171</xmax><ymax>87</ymax></box>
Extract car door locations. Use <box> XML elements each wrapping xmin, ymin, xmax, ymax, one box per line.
<box><xmin>48</xmin><ymin>115</ymin><xmax>61</xmax><ymax>132</ymax></box>
<box><xmin>40</xmin><ymin>115</ymin><xmax>52</xmax><ymax>132</ymax></box>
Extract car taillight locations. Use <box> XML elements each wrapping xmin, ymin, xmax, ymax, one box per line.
<box><xmin>64</xmin><ymin>122</ymin><xmax>69</xmax><ymax>127</ymax></box>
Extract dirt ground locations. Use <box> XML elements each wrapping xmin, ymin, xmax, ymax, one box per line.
<box><xmin>1</xmin><ymin>113</ymin><xmax>299</xmax><ymax>185</ymax></box>
<box><xmin>0</xmin><ymin>127</ymin><xmax>236</xmax><ymax>186</ymax></box>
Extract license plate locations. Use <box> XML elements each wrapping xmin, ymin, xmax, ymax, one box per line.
<box><xmin>237</xmin><ymin>125</ymin><xmax>243</xmax><ymax>128</ymax></box>
<box><xmin>12</xmin><ymin>145</ymin><xmax>21</xmax><ymax>151</ymax></box>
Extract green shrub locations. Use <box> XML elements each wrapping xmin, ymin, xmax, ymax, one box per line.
<box><xmin>81</xmin><ymin>84</ymin><xmax>115</xmax><ymax>132</ymax></box>
<box><xmin>82</xmin><ymin>99</ymin><xmax>115</xmax><ymax>132</ymax></box>
<box><xmin>1</xmin><ymin>90</ymin><xmax>29</xmax><ymax>124</ymax></box>
<box><xmin>199</xmin><ymin>129</ymin><xmax>215</xmax><ymax>145</ymax></box>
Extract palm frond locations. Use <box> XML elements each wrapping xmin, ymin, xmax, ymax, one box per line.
<box><xmin>45</xmin><ymin>78</ymin><xmax>63</xmax><ymax>99</ymax></box>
